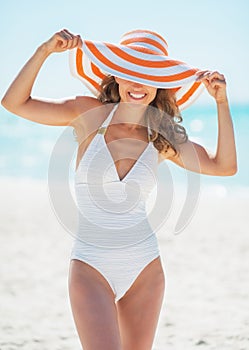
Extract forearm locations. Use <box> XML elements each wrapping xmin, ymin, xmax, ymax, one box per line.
<box><xmin>1</xmin><ymin>44</ymin><xmax>50</xmax><ymax>113</ymax></box>
<box><xmin>213</xmin><ymin>100</ymin><xmax>237</xmax><ymax>175</ymax></box>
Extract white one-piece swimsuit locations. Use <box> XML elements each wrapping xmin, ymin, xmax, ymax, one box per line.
<box><xmin>71</xmin><ymin>104</ymin><xmax>161</xmax><ymax>302</ymax></box>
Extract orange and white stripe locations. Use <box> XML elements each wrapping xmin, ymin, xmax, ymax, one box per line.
<box><xmin>69</xmin><ymin>30</ymin><xmax>204</xmax><ymax>110</ymax></box>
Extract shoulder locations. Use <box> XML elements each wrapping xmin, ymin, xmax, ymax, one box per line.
<box><xmin>69</xmin><ymin>96</ymin><xmax>103</xmax><ymax>128</ymax></box>
<box><xmin>73</xmin><ymin>96</ymin><xmax>103</xmax><ymax>116</ymax></box>
<box><xmin>72</xmin><ymin>98</ymin><xmax>117</xmax><ymax>143</ymax></box>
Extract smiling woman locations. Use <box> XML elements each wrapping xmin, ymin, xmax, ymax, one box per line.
<box><xmin>1</xmin><ymin>27</ymin><xmax>237</xmax><ymax>350</ymax></box>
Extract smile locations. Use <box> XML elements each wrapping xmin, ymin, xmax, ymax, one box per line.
<box><xmin>128</xmin><ymin>92</ymin><xmax>146</xmax><ymax>100</ymax></box>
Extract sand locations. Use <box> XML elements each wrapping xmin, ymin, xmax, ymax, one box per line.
<box><xmin>0</xmin><ymin>178</ymin><xmax>248</xmax><ymax>350</ymax></box>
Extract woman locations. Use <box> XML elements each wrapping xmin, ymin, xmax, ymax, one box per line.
<box><xmin>1</xmin><ymin>29</ymin><xmax>237</xmax><ymax>350</ymax></box>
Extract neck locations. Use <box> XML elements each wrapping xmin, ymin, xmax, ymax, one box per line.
<box><xmin>112</xmin><ymin>102</ymin><xmax>148</xmax><ymax>130</ymax></box>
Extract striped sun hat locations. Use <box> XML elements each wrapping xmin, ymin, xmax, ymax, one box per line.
<box><xmin>69</xmin><ymin>29</ymin><xmax>204</xmax><ymax>110</ymax></box>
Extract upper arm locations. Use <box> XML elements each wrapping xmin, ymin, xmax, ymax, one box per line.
<box><xmin>1</xmin><ymin>95</ymin><xmax>101</xmax><ymax>127</ymax></box>
<box><xmin>166</xmin><ymin>140</ymin><xmax>219</xmax><ymax>175</ymax></box>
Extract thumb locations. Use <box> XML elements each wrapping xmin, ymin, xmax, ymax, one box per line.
<box><xmin>77</xmin><ymin>35</ymin><xmax>83</xmax><ymax>49</ymax></box>
<box><xmin>201</xmin><ymin>79</ymin><xmax>209</xmax><ymax>88</ymax></box>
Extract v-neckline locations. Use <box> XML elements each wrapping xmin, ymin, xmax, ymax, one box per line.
<box><xmin>98</xmin><ymin>103</ymin><xmax>152</xmax><ymax>182</ymax></box>
<box><xmin>102</xmin><ymin>137</ymin><xmax>151</xmax><ymax>182</ymax></box>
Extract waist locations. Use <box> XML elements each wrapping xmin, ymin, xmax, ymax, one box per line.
<box><xmin>74</xmin><ymin>216</ymin><xmax>154</xmax><ymax>248</ymax></box>
<box><xmin>72</xmin><ymin>230</ymin><xmax>159</xmax><ymax>250</ymax></box>
<box><xmin>75</xmin><ymin>181</ymin><xmax>150</xmax><ymax>211</ymax></box>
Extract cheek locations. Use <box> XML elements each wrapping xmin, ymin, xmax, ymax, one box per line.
<box><xmin>118</xmin><ymin>87</ymin><xmax>126</xmax><ymax>98</ymax></box>
<box><xmin>148</xmin><ymin>89</ymin><xmax>157</xmax><ymax>102</ymax></box>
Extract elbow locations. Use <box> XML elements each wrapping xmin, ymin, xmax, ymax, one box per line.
<box><xmin>211</xmin><ymin>156</ymin><xmax>238</xmax><ymax>176</ymax></box>
<box><xmin>1</xmin><ymin>95</ymin><xmax>12</xmax><ymax>112</ymax></box>
<box><xmin>223</xmin><ymin>168</ymin><xmax>237</xmax><ymax>177</ymax></box>
<box><xmin>1</xmin><ymin>96</ymin><xmax>7</xmax><ymax>109</ymax></box>
<box><xmin>1</xmin><ymin>95</ymin><xmax>20</xmax><ymax>115</ymax></box>
<box><xmin>217</xmin><ymin>163</ymin><xmax>238</xmax><ymax>176</ymax></box>
<box><xmin>224</xmin><ymin>158</ymin><xmax>238</xmax><ymax>176</ymax></box>
<box><xmin>1</xmin><ymin>94</ymin><xmax>31</xmax><ymax>115</ymax></box>
<box><xmin>227</xmin><ymin>164</ymin><xmax>238</xmax><ymax>176</ymax></box>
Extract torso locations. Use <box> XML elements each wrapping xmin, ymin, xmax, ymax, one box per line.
<box><xmin>73</xmin><ymin>103</ymin><xmax>164</xmax><ymax>179</ymax></box>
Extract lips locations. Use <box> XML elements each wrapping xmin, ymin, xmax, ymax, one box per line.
<box><xmin>128</xmin><ymin>92</ymin><xmax>146</xmax><ymax>100</ymax></box>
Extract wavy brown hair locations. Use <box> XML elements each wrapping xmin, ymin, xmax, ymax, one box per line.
<box><xmin>97</xmin><ymin>75</ymin><xmax>188</xmax><ymax>156</ymax></box>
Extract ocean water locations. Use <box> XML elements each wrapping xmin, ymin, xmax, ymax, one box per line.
<box><xmin>0</xmin><ymin>104</ymin><xmax>248</xmax><ymax>198</ymax></box>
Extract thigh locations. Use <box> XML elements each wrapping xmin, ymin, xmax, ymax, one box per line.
<box><xmin>116</xmin><ymin>257</ymin><xmax>165</xmax><ymax>350</ymax></box>
<box><xmin>68</xmin><ymin>259</ymin><xmax>122</xmax><ymax>350</ymax></box>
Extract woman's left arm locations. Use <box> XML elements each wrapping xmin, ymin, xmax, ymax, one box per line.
<box><xmin>167</xmin><ymin>71</ymin><xmax>238</xmax><ymax>176</ymax></box>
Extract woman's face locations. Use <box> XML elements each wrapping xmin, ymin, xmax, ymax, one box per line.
<box><xmin>115</xmin><ymin>77</ymin><xmax>157</xmax><ymax>105</ymax></box>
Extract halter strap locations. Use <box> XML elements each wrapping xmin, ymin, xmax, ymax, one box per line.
<box><xmin>97</xmin><ymin>104</ymin><xmax>118</xmax><ymax>135</ymax></box>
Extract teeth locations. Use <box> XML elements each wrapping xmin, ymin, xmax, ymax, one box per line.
<box><xmin>129</xmin><ymin>92</ymin><xmax>146</xmax><ymax>99</ymax></box>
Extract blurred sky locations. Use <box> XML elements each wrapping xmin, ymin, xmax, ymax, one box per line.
<box><xmin>0</xmin><ymin>0</ymin><xmax>249</xmax><ymax>105</ymax></box>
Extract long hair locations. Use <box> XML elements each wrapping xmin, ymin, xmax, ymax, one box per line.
<box><xmin>97</xmin><ymin>75</ymin><xmax>188</xmax><ymax>157</ymax></box>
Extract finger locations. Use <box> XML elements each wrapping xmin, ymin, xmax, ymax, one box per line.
<box><xmin>76</xmin><ymin>35</ymin><xmax>83</xmax><ymax>48</ymax></box>
<box><xmin>71</xmin><ymin>35</ymin><xmax>82</xmax><ymax>49</ymax></box>
<box><xmin>54</xmin><ymin>29</ymin><xmax>82</xmax><ymax>51</ymax></box>
<box><xmin>195</xmin><ymin>70</ymin><xmax>210</xmax><ymax>76</ymax></box>
<box><xmin>61</xmin><ymin>29</ymin><xmax>74</xmax><ymax>39</ymax></box>
<box><xmin>195</xmin><ymin>70</ymin><xmax>212</xmax><ymax>81</ymax></box>
<box><xmin>59</xmin><ymin>38</ymin><xmax>71</xmax><ymax>49</ymax></box>
<box><xmin>207</xmin><ymin>71</ymin><xmax>226</xmax><ymax>82</ymax></box>
<box><xmin>64</xmin><ymin>38</ymin><xmax>74</xmax><ymax>49</ymax></box>
<box><xmin>62</xmin><ymin>29</ymin><xmax>83</xmax><ymax>50</ymax></box>
<box><xmin>66</xmin><ymin>36</ymin><xmax>79</xmax><ymax>49</ymax></box>
<box><xmin>59</xmin><ymin>31</ymin><xmax>75</xmax><ymax>50</ymax></box>
<box><xmin>62</xmin><ymin>28</ymin><xmax>75</xmax><ymax>38</ymax></box>
<box><xmin>54</xmin><ymin>32</ymin><xmax>69</xmax><ymax>48</ymax></box>
<box><xmin>200</xmin><ymin>78</ymin><xmax>209</xmax><ymax>88</ymax></box>
<box><xmin>196</xmin><ymin>70</ymin><xmax>226</xmax><ymax>84</ymax></box>
<box><xmin>205</xmin><ymin>72</ymin><xmax>225</xmax><ymax>83</ymax></box>
<box><xmin>59</xmin><ymin>30</ymin><xmax>77</xmax><ymax>49</ymax></box>
<box><xmin>210</xmin><ymin>79</ymin><xmax>226</xmax><ymax>89</ymax></box>
<box><xmin>55</xmin><ymin>31</ymin><xmax>71</xmax><ymax>46</ymax></box>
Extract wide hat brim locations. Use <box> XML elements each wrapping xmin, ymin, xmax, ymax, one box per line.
<box><xmin>69</xmin><ymin>39</ymin><xmax>204</xmax><ymax>110</ymax></box>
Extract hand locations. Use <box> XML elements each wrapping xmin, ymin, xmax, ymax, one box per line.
<box><xmin>196</xmin><ymin>70</ymin><xmax>228</xmax><ymax>104</ymax></box>
<box><xmin>42</xmin><ymin>29</ymin><xmax>83</xmax><ymax>55</ymax></box>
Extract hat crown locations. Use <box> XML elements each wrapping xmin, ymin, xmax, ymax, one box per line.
<box><xmin>119</xmin><ymin>29</ymin><xmax>168</xmax><ymax>56</ymax></box>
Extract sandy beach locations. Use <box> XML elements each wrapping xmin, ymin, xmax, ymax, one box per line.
<box><xmin>0</xmin><ymin>178</ymin><xmax>248</xmax><ymax>350</ymax></box>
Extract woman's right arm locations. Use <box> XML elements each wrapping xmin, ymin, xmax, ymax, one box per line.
<box><xmin>1</xmin><ymin>29</ymin><xmax>99</xmax><ymax>126</ymax></box>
